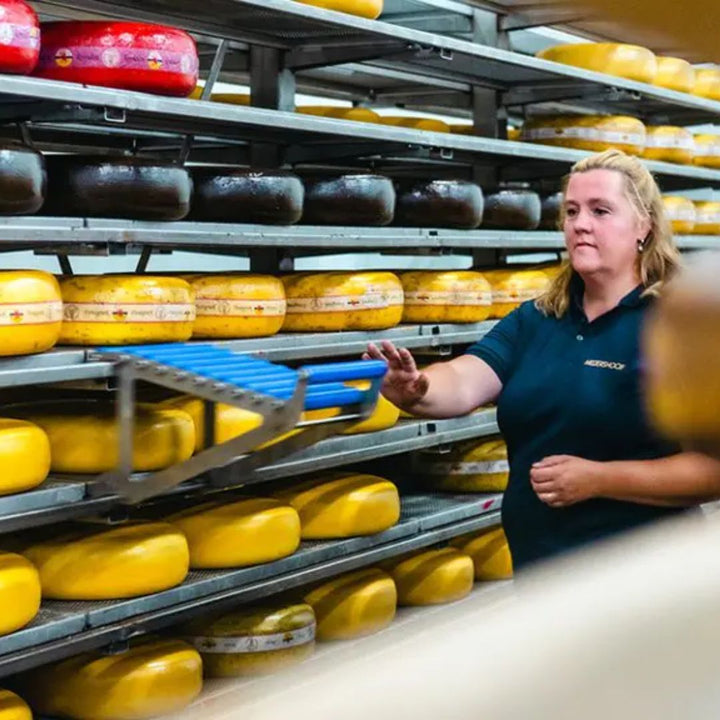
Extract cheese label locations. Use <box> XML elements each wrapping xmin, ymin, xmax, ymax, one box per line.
<box><xmin>287</xmin><ymin>289</ymin><xmax>404</xmax><ymax>314</ymax></box>
<box><xmin>493</xmin><ymin>289</ymin><xmax>543</xmax><ymax>303</ymax></box>
<box><xmin>666</xmin><ymin>207</ymin><xmax>696</xmax><ymax>222</ymax></box>
<box><xmin>187</xmin><ymin>624</ymin><xmax>315</xmax><ymax>654</ymax></box>
<box><xmin>422</xmin><ymin>459</ymin><xmax>510</xmax><ymax>475</ymax></box>
<box><xmin>63</xmin><ymin>302</ymin><xmax>196</xmax><ymax>323</ymax></box>
<box><xmin>38</xmin><ymin>46</ymin><xmax>199</xmax><ymax>73</ymax></box>
<box><xmin>695</xmin><ymin>140</ymin><xmax>720</xmax><ymax>157</ymax></box>
<box><xmin>195</xmin><ymin>298</ymin><xmax>286</xmax><ymax>317</ymax></box>
<box><xmin>525</xmin><ymin>126</ymin><xmax>645</xmax><ymax>146</ymax></box>
<box><xmin>0</xmin><ymin>23</ymin><xmax>40</xmax><ymax>49</ymax></box>
<box><xmin>404</xmin><ymin>290</ymin><xmax>492</xmax><ymax>306</ymax></box>
<box><xmin>645</xmin><ymin>133</ymin><xmax>694</xmax><ymax>151</ymax></box>
<box><xmin>696</xmin><ymin>211</ymin><xmax>720</xmax><ymax>224</ymax></box>
<box><xmin>0</xmin><ymin>301</ymin><xmax>62</xmax><ymax>326</ymax></box>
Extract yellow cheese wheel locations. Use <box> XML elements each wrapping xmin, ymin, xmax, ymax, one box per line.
<box><xmin>449</xmin><ymin>124</ymin><xmax>474</xmax><ymax>135</ymax></box>
<box><xmin>60</xmin><ymin>275</ymin><xmax>195</xmax><ymax>345</ymax></box>
<box><xmin>451</xmin><ymin>527</ymin><xmax>513</xmax><ymax>580</ymax></box>
<box><xmin>342</xmin><ymin>379</ymin><xmax>399</xmax><ymax>434</ymax></box>
<box><xmin>653</xmin><ymin>56</ymin><xmax>694</xmax><ymax>93</ymax></box>
<box><xmin>693</xmin><ymin>134</ymin><xmax>720</xmax><ymax>169</ymax></box>
<box><xmin>416</xmin><ymin>437</ymin><xmax>509</xmax><ymax>492</ymax></box>
<box><xmin>21</xmin><ymin>639</ymin><xmax>202</xmax><ymax>720</ymax></box>
<box><xmin>281</xmin><ymin>272</ymin><xmax>403</xmax><ymax>332</ymax></box>
<box><xmin>167</xmin><ymin>498</ymin><xmax>301</xmax><ymax>569</ymax></box>
<box><xmin>293</xmin><ymin>0</ymin><xmax>382</xmax><ymax>18</ymax></box>
<box><xmin>662</xmin><ymin>196</ymin><xmax>696</xmax><ymax>234</ymax></box>
<box><xmin>693</xmin><ymin>68</ymin><xmax>720</xmax><ymax>101</ymax></box>
<box><xmin>19</xmin><ymin>401</ymin><xmax>195</xmax><ymax>474</ymax></box>
<box><xmin>0</xmin><ymin>419</ymin><xmax>50</xmax><ymax>495</ymax></box>
<box><xmin>22</xmin><ymin>521</ymin><xmax>189</xmax><ymax>600</ymax></box>
<box><xmin>0</xmin><ymin>553</ymin><xmax>41</xmax><ymax>636</ymax></box>
<box><xmin>189</xmin><ymin>274</ymin><xmax>285</xmax><ymax>339</ymax></box>
<box><xmin>0</xmin><ymin>691</ymin><xmax>31</xmax><ymax>720</ymax></box>
<box><xmin>0</xmin><ymin>271</ymin><xmax>62</xmax><ymax>356</ymax></box>
<box><xmin>399</xmin><ymin>271</ymin><xmax>493</xmax><ymax>324</ymax></box>
<box><xmin>486</xmin><ymin>269</ymin><xmax>551</xmax><ymax>318</ymax></box>
<box><xmin>522</xmin><ymin>115</ymin><xmax>646</xmax><ymax>155</ymax></box>
<box><xmin>298</xmin><ymin>106</ymin><xmax>380</xmax><ymax>123</ymax></box>
<box><xmin>275</xmin><ymin>472</ymin><xmax>400</xmax><ymax>539</ymax></box>
<box><xmin>209</xmin><ymin>93</ymin><xmax>250</xmax><ymax>105</ymax></box>
<box><xmin>507</xmin><ymin>127</ymin><xmax>521</xmax><ymax>141</ymax></box>
<box><xmin>379</xmin><ymin>116</ymin><xmax>450</xmax><ymax>133</ymax></box>
<box><xmin>303</xmin><ymin>567</ymin><xmax>396</xmax><ymax>641</ymax></box>
<box><xmin>693</xmin><ymin>201</ymin><xmax>720</xmax><ymax>234</ymax></box>
<box><xmin>385</xmin><ymin>547</ymin><xmax>474</xmax><ymax>606</ymax></box>
<box><xmin>184</xmin><ymin>603</ymin><xmax>315</xmax><ymax>677</ymax></box>
<box><xmin>537</xmin><ymin>42</ymin><xmax>657</xmax><ymax>83</ymax></box>
<box><xmin>642</xmin><ymin>125</ymin><xmax>694</xmax><ymax>164</ymax></box>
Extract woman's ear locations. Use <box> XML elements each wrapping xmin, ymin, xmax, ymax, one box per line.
<box><xmin>637</xmin><ymin>215</ymin><xmax>651</xmax><ymax>242</ymax></box>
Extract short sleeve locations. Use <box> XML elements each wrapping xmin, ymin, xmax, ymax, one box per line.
<box><xmin>465</xmin><ymin>305</ymin><xmax>527</xmax><ymax>385</ymax></box>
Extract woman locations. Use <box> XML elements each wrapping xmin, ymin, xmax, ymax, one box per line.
<box><xmin>366</xmin><ymin>149</ymin><xmax>720</xmax><ymax>570</ymax></box>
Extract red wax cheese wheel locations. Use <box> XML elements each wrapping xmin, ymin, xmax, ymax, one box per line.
<box><xmin>0</xmin><ymin>0</ymin><xmax>40</xmax><ymax>74</ymax></box>
<box><xmin>44</xmin><ymin>157</ymin><xmax>192</xmax><ymax>221</ymax></box>
<box><xmin>191</xmin><ymin>169</ymin><xmax>304</xmax><ymax>225</ymax></box>
<box><xmin>0</xmin><ymin>145</ymin><xmax>45</xmax><ymax>215</ymax></box>
<box><xmin>35</xmin><ymin>21</ymin><xmax>199</xmax><ymax>97</ymax></box>
<box><xmin>395</xmin><ymin>180</ymin><xmax>484</xmax><ymax>229</ymax></box>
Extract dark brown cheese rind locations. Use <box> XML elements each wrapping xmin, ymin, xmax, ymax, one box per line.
<box><xmin>540</xmin><ymin>192</ymin><xmax>563</xmax><ymax>230</ymax></box>
<box><xmin>395</xmin><ymin>180</ymin><xmax>484</xmax><ymax>229</ymax></box>
<box><xmin>482</xmin><ymin>190</ymin><xmax>541</xmax><ymax>230</ymax></box>
<box><xmin>0</xmin><ymin>145</ymin><xmax>45</xmax><ymax>215</ymax></box>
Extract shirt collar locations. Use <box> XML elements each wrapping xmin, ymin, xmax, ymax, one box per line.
<box><xmin>569</xmin><ymin>273</ymin><xmax>646</xmax><ymax>320</ymax></box>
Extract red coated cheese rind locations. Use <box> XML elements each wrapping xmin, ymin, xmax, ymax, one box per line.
<box><xmin>0</xmin><ymin>0</ymin><xmax>41</xmax><ymax>74</ymax></box>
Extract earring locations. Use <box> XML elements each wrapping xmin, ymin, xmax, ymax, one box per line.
<box><xmin>636</xmin><ymin>238</ymin><xmax>646</xmax><ymax>254</ymax></box>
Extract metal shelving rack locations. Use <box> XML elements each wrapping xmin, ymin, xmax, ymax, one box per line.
<box><xmin>0</xmin><ymin>0</ymin><xmax>716</xmax><ymax>679</ymax></box>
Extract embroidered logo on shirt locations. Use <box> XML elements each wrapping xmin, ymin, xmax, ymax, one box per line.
<box><xmin>584</xmin><ymin>359</ymin><xmax>626</xmax><ymax>371</ymax></box>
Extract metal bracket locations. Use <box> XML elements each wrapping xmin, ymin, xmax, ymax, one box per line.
<box><xmin>57</xmin><ymin>255</ymin><xmax>73</xmax><ymax>276</ymax></box>
<box><xmin>104</xmin><ymin>107</ymin><xmax>127</xmax><ymax>124</ymax></box>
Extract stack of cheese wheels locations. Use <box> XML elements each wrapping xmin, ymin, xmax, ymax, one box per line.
<box><xmin>395</xmin><ymin>180</ymin><xmax>484</xmax><ymax>229</ymax></box>
<box><xmin>693</xmin><ymin>201</ymin><xmax>720</xmax><ymax>234</ymax></box>
<box><xmin>0</xmin><ymin>553</ymin><xmax>40</xmax><ymax>635</ymax></box>
<box><xmin>0</xmin><ymin>0</ymin><xmax>40</xmax><ymax>75</ymax></box>
<box><xmin>662</xmin><ymin>196</ymin><xmax>696</xmax><ymax>234</ymax></box>
<box><xmin>0</xmin><ymin>145</ymin><xmax>45</xmax><ymax>215</ymax></box>
<box><xmin>59</xmin><ymin>275</ymin><xmax>195</xmax><ymax>345</ymax></box>
<box><xmin>281</xmin><ymin>271</ymin><xmax>403</xmax><ymax>332</ymax></box>
<box><xmin>17</xmin><ymin>400</ymin><xmax>195</xmax><ymax>473</ymax></box>
<box><xmin>414</xmin><ymin>437</ymin><xmax>509</xmax><ymax>492</ymax></box>
<box><xmin>486</xmin><ymin>268</ymin><xmax>551</xmax><ymax>318</ymax></box>
<box><xmin>642</xmin><ymin>126</ymin><xmax>694</xmax><ymax>164</ymax></box>
<box><xmin>293</xmin><ymin>0</ymin><xmax>383</xmax><ymax>19</ymax></box>
<box><xmin>21</xmin><ymin>521</ymin><xmax>189</xmax><ymax>600</ymax></box>
<box><xmin>159</xmin><ymin>395</ymin><xmax>263</xmax><ymax>452</ymax></box>
<box><xmin>0</xmin><ymin>270</ymin><xmax>62</xmax><ymax>356</ymax></box>
<box><xmin>384</xmin><ymin>547</ymin><xmax>474</xmax><ymax>605</ymax></box>
<box><xmin>298</xmin><ymin>106</ymin><xmax>381</xmax><ymax>123</ymax></box>
<box><xmin>188</xmin><ymin>274</ymin><xmax>286</xmax><ymax>339</ymax></box>
<box><xmin>166</xmin><ymin>498</ymin><xmax>301</xmax><ymax>569</ymax></box>
<box><xmin>521</xmin><ymin>115</ymin><xmax>646</xmax><ymax>156</ymax></box>
<box><xmin>399</xmin><ymin>271</ymin><xmax>493</xmax><ymax>324</ymax></box>
<box><xmin>185</xmin><ymin>603</ymin><xmax>316</xmax><ymax>677</ymax></box>
<box><xmin>482</xmin><ymin>189</ymin><xmax>541</xmax><ymax>230</ymax></box>
<box><xmin>44</xmin><ymin>156</ymin><xmax>193</xmax><ymax>221</ymax></box>
<box><xmin>0</xmin><ymin>419</ymin><xmax>50</xmax><ymax>495</ymax></box>
<box><xmin>275</xmin><ymin>472</ymin><xmax>401</xmax><ymax>539</ymax></box>
<box><xmin>379</xmin><ymin>116</ymin><xmax>450</xmax><ymax>132</ymax></box>
<box><xmin>302</xmin><ymin>174</ymin><xmax>395</xmax><ymax>225</ymax></box>
<box><xmin>536</xmin><ymin>42</ymin><xmax>657</xmax><ymax>83</ymax></box>
<box><xmin>0</xmin><ymin>691</ymin><xmax>31</xmax><ymax>720</ymax></box>
<box><xmin>35</xmin><ymin>21</ymin><xmax>199</xmax><ymax>96</ymax></box>
<box><xmin>20</xmin><ymin>639</ymin><xmax>202</xmax><ymax>720</ymax></box>
<box><xmin>540</xmin><ymin>192</ymin><xmax>562</xmax><ymax>230</ymax></box>
<box><xmin>450</xmin><ymin>526</ymin><xmax>513</xmax><ymax>581</ymax></box>
<box><xmin>302</xmin><ymin>567</ymin><xmax>397</xmax><ymax>641</ymax></box>
<box><xmin>693</xmin><ymin>68</ymin><xmax>720</xmax><ymax>101</ymax></box>
<box><xmin>191</xmin><ymin>169</ymin><xmax>304</xmax><ymax>225</ymax></box>
<box><xmin>644</xmin><ymin>257</ymin><xmax>720</xmax><ymax>446</ymax></box>
<box><xmin>653</xmin><ymin>56</ymin><xmax>694</xmax><ymax>93</ymax></box>
<box><xmin>693</xmin><ymin>134</ymin><xmax>720</xmax><ymax>169</ymax></box>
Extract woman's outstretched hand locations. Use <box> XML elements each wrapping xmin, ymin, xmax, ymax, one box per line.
<box><xmin>364</xmin><ymin>340</ymin><xmax>429</xmax><ymax>409</ymax></box>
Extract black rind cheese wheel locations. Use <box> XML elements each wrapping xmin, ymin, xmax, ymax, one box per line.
<box><xmin>540</xmin><ymin>192</ymin><xmax>562</xmax><ymax>230</ymax></box>
<box><xmin>482</xmin><ymin>190</ymin><xmax>541</xmax><ymax>230</ymax></box>
<box><xmin>191</xmin><ymin>169</ymin><xmax>304</xmax><ymax>224</ymax></box>
<box><xmin>44</xmin><ymin>157</ymin><xmax>192</xmax><ymax>221</ymax></box>
<box><xmin>395</xmin><ymin>180</ymin><xmax>484</xmax><ymax>229</ymax></box>
<box><xmin>0</xmin><ymin>145</ymin><xmax>45</xmax><ymax>215</ymax></box>
<box><xmin>302</xmin><ymin>174</ymin><xmax>395</xmax><ymax>226</ymax></box>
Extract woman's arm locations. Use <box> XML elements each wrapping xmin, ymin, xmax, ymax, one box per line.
<box><xmin>530</xmin><ymin>452</ymin><xmax>720</xmax><ymax>508</ymax></box>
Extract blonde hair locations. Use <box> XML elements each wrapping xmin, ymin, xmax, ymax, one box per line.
<box><xmin>536</xmin><ymin>149</ymin><xmax>682</xmax><ymax>318</ymax></box>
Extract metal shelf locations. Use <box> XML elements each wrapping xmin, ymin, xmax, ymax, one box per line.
<box><xmin>0</xmin><ymin>494</ymin><xmax>502</xmax><ymax>677</ymax></box>
<box><xmin>0</xmin><ymin>410</ymin><xmax>498</xmax><ymax>533</ymax></box>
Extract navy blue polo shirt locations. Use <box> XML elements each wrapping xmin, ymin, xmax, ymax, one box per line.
<box><xmin>467</xmin><ymin>275</ymin><xmax>684</xmax><ymax>570</ymax></box>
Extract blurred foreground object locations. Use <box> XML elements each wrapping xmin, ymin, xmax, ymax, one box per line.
<box><xmin>645</xmin><ymin>252</ymin><xmax>720</xmax><ymax>456</ymax></box>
